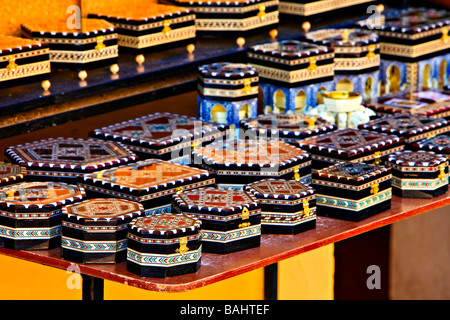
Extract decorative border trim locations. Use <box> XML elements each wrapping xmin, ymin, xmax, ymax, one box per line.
<box><xmin>195</xmin><ymin>11</ymin><xmax>278</xmax><ymax>31</ymax></box>
<box><xmin>201</xmin><ymin>224</ymin><xmax>261</xmax><ymax>243</ymax></box>
<box><xmin>312</xmin><ymin>174</ymin><xmax>391</xmax><ymax>191</ymax></box>
<box><xmin>127</xmin><ymin>246</ymin><xmax>201</xmax><ymax>267</ymax></box>
<box><xmin>279</xmin><ymin>0</ymin><xmax>372</xmax><ymax>16</ymax></box>
<box><xmin>316</xmin><ymin>188</ymin><xmax>391</xmax><ymax>211</ymax></box>
<box><xmin>61</xmin><ymin>236</ymin><xmax>127</xmax><ymax>253</ymax></box>
<box><xmin>0</xmin><ymin>225</ymin><xmax>61</xmax><ymax>240</ymax></box>
<box><xmin>392</xmin><ymin>176</ymin><xmax>449</xmax><ymax>190</ymax></box>
<box><xmin>118</xmin><ymin>26</ymin><xmax>195</xmax><ymax>49</ymax></box>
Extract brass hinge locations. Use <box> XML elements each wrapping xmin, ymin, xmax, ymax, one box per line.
<box><xmin>175</xmin><ymin>237</ymin><xmax>189</xmax><ymax>255</ymax></box>
<box><xmin>438</xmin><ymin>163</ymin><xmax>447</xmax><ymax>181</ymax></box>
<box><xmin>303</xmin><ymin>199</ymin><xmax>310</xmax><ymax>216</ymax></box>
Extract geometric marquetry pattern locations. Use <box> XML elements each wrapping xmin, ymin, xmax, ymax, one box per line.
<box><xmin>316</xmin><ymin>188</ymin><xmax>391</xmax><ymax>211</ymax></box>
<box><xmin>0</xmin><ymin>225</ymin><xmax>61</xmax><ymax>239</ymax></box>
<box><xmin>201</xmin><ymin>224</ymin><xmax>261</xmax><ymax>243</ymax></box>
<box><xmin>61</xmin><ymin>237</ymin><xmax>127</xmax><ymax>253</ymax></box>
<box><xmin>127</xmin><ymin>247</ymin><xmax>202</xmax><ymax>267</ymax></box>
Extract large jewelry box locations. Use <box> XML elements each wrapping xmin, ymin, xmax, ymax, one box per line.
<box><xmin>0</xmin><ymin>181</ymin><xmax>85</xmax><ymax>250</ymax></box>
<box><xmin>312</xmin><ymin>161</ymin><xmax>392</xmax><ymax>221</ymax></box>
<box><xmin>87</xmin><ymin>4</ymin><xmax>196</xmax><ymax>54</ymax></box>
<box><xmin>90</xmin><ymin>112</ymin><xmax>227</xmax><ymax>165</ymax></box>
<box><xmin>61</xmin><ymin>198</ymin><xmax>144</xmax><ymax>264</ymax></box>
<box><xmin>127</xmin><ymin>213</ymin><xmax>202</xmax><ymax>277</ymax></box>
<box><xmin>5</xmin><ymin>137</ymin><xmax>138</xmax><ymax>182</ymax></box>
<box><xmin>79</xmin><ymin>159</ymin><xmax>215</xmax><ymax>215</ymax></box>
<box><xmin>296</xmin><ymin>128</ymin><xmax>405</xmax><ymax>170</ymax></box>
<box><xmin>0</xmin><ymin>35</ymin><xmax>51</xmax><ymax>89</ymax></box>
<box><xmin>385</xmin><ymin>150</ymin><xmax>448</xmax><ymax>198</ymax></box>
<box><xmin>192</xmin><ymin>138</ymin><xmax>311</xmax><ymax>189</ymax></box>
<box><xmin>244</xmin><ymin>179</ymin><xmax>315</xmax><ymax>234</ymax></box>
<box><xmin>21</xmin><ymin>19</ymin><xmax>118</xmax><ymax>71</ymax></box>
<box><xmin>172</xmin><ymin>187</ymin><xmax>261</xmax><ymax>254</ymax></box>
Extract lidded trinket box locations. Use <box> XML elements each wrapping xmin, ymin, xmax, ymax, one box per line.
<box><xmin>244</xmin><ymin>179</ymin><xmax>315</xmax><ymax>234</ymax></box>
<box><xmin>0</xmin><ymin>35</ymin><xmax>51</xmax><ymax>89</ymax></box>
<box><xmin>312</xmin><ymin>162</ymin><xmax>392</xmax><ymax>221</ymax></box>
<box><xmin>385</xmin><ymin>150</ymin><xmax>448</xmax><ymax>198</ymax></box>
<box><xmin>79</xmin><ymin>159</ymin><xmax>215</xmax><ymax>215</ymax></box>
<box><xmin>61</xmin><ymin>198</ymin><xmax>144</xmax><ymax>264</ymax></box>
<box><xmin>127</xmin><ymin>213</ymin><xmax>202</xmax><ymax>277</ymax></box>
<box><xmin>172</xmin><ymin>187</ymin><xmax>261</xmax><ymax>253</ymax></box>
<box><xmin>192</xmin><ymin>138</ymin><xmax>311</xmax><ymax>189</ymax></box>
<box><xmin>197</xmin><ymin>62</ymin><xmax>258</xmax><ymax>127</ymax></box>
<box><xmin>21</xmin><ymin>19</ymin><xmax>118</xmax><ymax>72</ymax></box>
<box><xmin>0</xmin><ymin>163</ymin><xmax>26</xmax><ymax>187</ymax></box>
<box><xmin>358</xmin><ymin>113</ymin><xmax>450</xmax><ymax>144</ymax></box>
<box><xmin>247</xmin><ymin>40</ymin><xmax>335</xmax><ymax>113</ymax></box>
<box><xmin>296</xmin><ymin>128</ymin><xmax>405</xmax><ymax>170</ymax></box>
<box><xmin>87</xmin><ymin>4</ymin><xmax>196</xmax><ymax>54</ymax></box>
<box><xmin>161</xmin><ymin>0</ymin><xmax>279</xmax><ymax>36</ymax></box>
<box><xmin>0</xmin><ymin>181</ymin><xmax>85</xmax><ymax>250</ymax></box>
<box><xmin>90</xmin><ymin>112</ymin><xmax>228</xmax><ymax>165</ymax></box>
<box><xmin>410</xmin><ymin>132</ymin><xmax>450</xmax><ymax>156</ymax></box>
<box><xmin>5</xmin><ymin>137</ymin><xmax>138</xmax><ymax>182</ymax></box>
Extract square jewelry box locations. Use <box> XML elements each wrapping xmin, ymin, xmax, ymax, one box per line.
<box><xmin>161</xmin><ymin>0</ymin><xmax>279</xmax><ymax>36</ymax></box>
<box><xmin>296</xmin><ymin>128</ymin><xmax>405</xmax><ymax>170</ymax></box>
<box><xmin>191</xmin><ymin>138</ymin><xmax>311</xmax><ymax>189</ymax></box>
<box><xmin>172</xmin><ymin>187</ymin><xmax>261</xmax><ymax>254</ymax></box>
<box><xmin>358</xmin><ymin>114</ymin><xmax>450</xmax><ymax>144</ymax></box>
<box><xmin>21</xmin><ymin>18</ymin><xmax>118</xmax><ymax>71</ymax></box>
<box><xmin>0</xmin><ymin>181</ymin><xmax>86</xmax><ymax>250</ymax></box>
<box><xmin>385</xmin><ymin>150</ymin><xmax>448</xmax><ymax>199</ymax></box>
<box><xmin>312</xmin><ymin>161</ymin><xmax>392</xmax><ymax>221</ymax></box>
<box><xmin>87</xmin><ymin>4</ymin><xmax>196</xmax><ymax>54</ymax></box>
<box><xmin>127</xmin><ymin>213</ymin><xmax>202</xmax><ymax>277</ymax></box>
<box><xmin>61</xmin><ymin>198</ymin><xmax>145</xmax><ymax>264</ymax></box>
<box><xmin>5</xmin><ymin>137</ymin><xmax>138</xmax><ymax>182</ymax></box>
<box><xmin>90</xmin><ymin>112</ymin><xmax>228</xmax><ymax>165</ymax></box>
<box><xmin>410</xmin><ymin>132</ymin><xmax>450</xmax><ymax>156</ymax></box>
<box><xmin>0</xmin><ymin>35</ymin><xmax>51</xmax><ymax>89</ymax></box>
<box><xmin>79</xmin><ymin>158</ymin><xmax>215</xmax><ymax>215</ymax></box>
<box><xmin>244</xmin><ymin>179</ymin><xmax>315</xmax><ymax>234</ymax></box>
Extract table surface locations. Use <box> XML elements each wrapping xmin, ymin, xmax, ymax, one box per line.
<box><xmin>0</xmin><ymin>191</ymin><xmax>448</xmax><ymax>293</ymax></box>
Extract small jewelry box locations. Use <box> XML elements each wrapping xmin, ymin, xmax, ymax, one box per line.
<box><xmin>0</xmin><ymin>181</ymin><xmax>86</xmax><ymax>250</ymax></box>
<box><xmin>385</xmin><ymin>150</ymin><xmax>448</xmax><ymax>198</ymax></box>
<box><xmin>127</xmin><ymin>213</ymin><xmax>202</xmax><ymax>277</ymax></box>
<box><xmin>312</xmin><ymin>162</ymin><xmax>392</xmax><ymax>221</ymax></box>
<box><xmin>61</xmin><ymin>198</ymin><xmax>145</xmax><ymax>264</ymax></box>
<box><xmin>244</xmin><ymin>179</ymin><xmax>315</xmax><ymax>234</ymax></box>
<box><xmin>172</xmin><ymin>187</ymin><xmax>261</xmax><ymax>254</ymax></box>
<box><xmin>79</xmin><ymin>159</ymin><xmax>215</xmax><ymax>215</ymax></box>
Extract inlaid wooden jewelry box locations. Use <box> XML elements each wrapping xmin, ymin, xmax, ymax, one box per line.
<box><xmin>87</xmin><ymin>4</ymin><xmax>196</xmax><ymax>54</ymax></box>
<box><xmin>358</xmin><ymin>114</ymin><xmax>450</xmax><ymax>144</ymax></box>
<box><xmin>312</xmin><ymin>161</ymin><xmax>392</xmax><ymax>221</ymax></box>
<box><xmin>172</xmin><ymin>187</ymin><xmax>261</xmax><ymax>254</ymax></box>
<box><xmin>385</xmin><ymin>150</ymin><xmax>448</xmax><ymax>198</ymax></box>
<box><xmin>127</xmin><ymin>213</ymin><xmax>202</xmax><ymax>277</ymax></box>
<box><xmin>0</xmin><ymin>163</ymin><xmax>26</xmax><ymax>187</ymax></box>
<box><xmin>244</xmin><ymin>179</ymin><xmax>315</xmax><ymax>234</ymax></box>
<box><xmin>239</xmin><ymin>113</ymin><xmax>336</xmax><ymax>143</ymax></box>
<box><xmin>0</xmin><ymin>181</ymin><xmax>86</xmax><ymax>250</ymax></box>
<box><xmin>79</xmin><ymin>159</ymin><xmax>215</xmax><ymax>215</ymax></box>
<box><xmin>296</xmin><ymin>128</ymin><xmax>405</xmax><ymax>170</ymax></box>
<box><xmin>90</xmin><ymin>112</ymin><xmax>227</xmax><ymax>165</ymax></box>
<box><xmin>247</xmin><ymin>40</ymin><xmax>335</xmax><ymax>112</ymax></box>
<box><xmin>5</xmin><ymin>137</ymin><xmax>138</xmax><ymax>182</ymax></box>
<box><xmin>364</xmin><ymin>89</ymin><xmax>450</xmax><ymax>120</ymax></box>
<box><xmin>192</xmin><ymin>138</ymin><xmax>311</xmax><ymax>189</ymax></box>
<box><xmin>410</xmin><ymin>132</ymin><xmax>450</xmax><ymax>156</ymax></box>
<box><xmin>0</xmin><ymin>35</ymin><xmax>51</xmax><ymax>89</ymax></box>
<box><xmin>161</xmin><ymin>0</ymin><xmax>279</xmax><ymax>36</ymax></box>
<box><xmin>61</xmin><ymin>198</ymin><xmax>145</xmax><ymax>264</ymax></box>
<box><xmin>21</xmin><ymin>19</ymin><xmax>118</xmax><ymax>71</ymax></box>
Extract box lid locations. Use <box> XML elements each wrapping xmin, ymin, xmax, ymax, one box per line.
<box><xmin>198</xmin><ymin>62</ymin><xmax>258</xmax><ymax>82</ymax></box>
<box><xmin>62</xmin><ymin>198</ymin><xmax>144</xmax><ymax>224</ymax></box>
<box><xmin>166</xmin><ymin>0</ymin><xmax>276</xmax><ymax>9</ymax></box>
<box><xmin>0</xmin><ymin>162</ymin><xmax>26</xmax><ymax>186</ymax></box>
<box><xmin>0</xmin><ymin>181</ymin><xmax>85</xmax><ymax>211</ymax></box>
<box><xmin>312</xmin><ymin>161</ymin><xmax>391</xmax><ymax>184</ymax></box>
<box><xmin>305</xmin><ymin>28</ymin><xmax>379</xmax><ymax>52</ymax></box>
<box><xmin>358</xmin><ymin>114</ymin><xmax>450</xmax><ymax>142</ymax></box>
<box><xmin>0</xmin><ymin>35</ymin><xmax>49</xmax><ymax>57</ymax></box>
<box><xmin>129</xmin><ymin>213</ymin><xmax>201</xmax><ymax>236</ymax></box>
<box><xmin>410</xmin><ymin>132</ymin><xmax>450</xmax><ymax>155</ymax></box>
<box><xmin>244</xmin><ymin>178</ymin><xmax>315</xmax><ymax>200</ymax></box>
<box><xmin>239</xmin><ymin>114</ymin><xmax>336</xmax><ymax>140</ymax></box>
<box><xmin>6</xmin><ymin>137</ymin><xmax>138</xmax><ymax>174</ymax></box>
<box><xmin>386</xmin><ymin>150</ymin><xmax>447</xmax><ymax>169</ymax></box>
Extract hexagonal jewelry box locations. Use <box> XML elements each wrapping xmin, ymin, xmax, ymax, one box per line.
<box><xmin>0</xmin><ymin>181</ymin><xmax>86</xmax><ymax>250</ymax></box>
<box><xmin>247</xmin><ymin>39</ymin><xmax>335</xmax><ymax>113</ymax></box>
<box><xmin>0</xmin><ymin>162</ymin><xmax>26</xmax><ymax>187</ymax></box>
<box><xmin>244</xmin><ymin>179</ymin><xmax>316</xmax><ymax>234</ymax></box>
<box><xmin>127</xmin><ymin>213</ymin><xmax>202</xmax><ymax>277</ymax></box>
<box><xmin>79</xmin><ymin>159</ymin><xmax>215</xmax><ymax>215</ymax></box>
<box><xmin>61</xmin><ymin>198</ymin><xmax>145</xmax><ymax>264</ymax></box>
<box><xmin>197</xmin><ymin>62</ymin><xmax>259</xmax><ymax>127</ymax></box>
<box><xmin>385</xmin><ymin>150</ymin><xmax>448</xmax><ymax>199</ymax></box>
<box><xmin>192</xmin><ymin>138</ymin><xmax>311</xmax><ymax>189</ymax></box>
<box><xmin>410</xmin><ymin>132</ymin><xmax>450</xmax><ymax>156</ymax></box>
<box><xmin>172</xmin><ymin>187</ymin><xmax>261</xmax><ymax>254</ymax></box>
<box><xmin>5</xmin><ymin>137</ymin><xmax>138</xmax><ymax>182</ymax></box>
<box><xmin>89</xmin><ymin>112</ymin><xmax>228</xmax><ymax>165</ymax></box>
<box><xmin>296</xmin><ymin>128</ymin><xmax>405</xmax><ymax>170</ymax></box>
<box><xmin>312</xmin><ymin>162</ymin><xmax>392</xmax><ymax>221</ymax></box>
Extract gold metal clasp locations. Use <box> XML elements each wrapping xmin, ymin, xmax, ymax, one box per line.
<box><xmin>163</xmin><ymin>20</ymin><xmax>172</xmax><ymax>36</ymax></box>
<box><xmin>96</xmin><ymin>170</ymin><xmax>104</xmax><ymax>180</ymax></box>
<box><xmin>175</xmin><ymin>237</ymin><xmax>189</xmax><ymax>255</ymax></box>
<box><xmin>438</xmin><ymin>164</ymin><xmax>447</xmax><ymax>181</ymax></box>
<box><xmin>341</xmin><ymin>29</ymin><xmax>350</xmax><ymax>42</ymax></box>
<box><xmin>293</xmin><ymin>166</ymin><xmax>300</xmax><ymax>181</ymax></box>
<box><xmin>442</xmin><ymin>26</ymin><xmax>449</xmax><ymax>43</ymax></box>
<box><xmin>7</xmin><ymin>55</ymin><xmax>18</xmax><ymax>72</ymax></box>
<box><xmin>373</xmin><ymin>151</ymin><xmax>382</xmax><ymax>166</ymax></box>
<box><xmin>307</xmin><ymin>56</ymin><xmax>317</xmax><ymax>74</ymax></box>
<box><xmin>257</xmin><ymin>5</ymin><xmax>266</xmax><ymax>21</ymax></box>
<box><xmin>239</xmin><ymin>207</ymin><xmax>251</xmax><ymax>228</ymax></box>
<box><xmin>243</xmin><ymin>78</ymin><xmax>252</xmax><ymax>94</ymax></box>
<box><xmin>306</xmin><ymin>116</ymin><xmax>317</xmax><ymax>130</ymax></box>
<box><xmin>95</xmin><ymin>36</ymin><xmax>106</xmax><ymax>52</ymax></box>
<box><xmin>303</xmin><ymin>199</ymin><xmax>310</xmax><ymax>216</ymax></box>
<box><xmin>370</xmin><ymin>183</ymin><xmax>379</xmax><ymax>195</ymax></box>
<box><xmin>176</xmin><ymin>186</ymin><xmax>183</xmax><ymax>194</ymax></box>
<box><xmin>366</xmin><ymin>44</ymin><xmax>375</xmax><ymax>61</ymax></box>
<box><xmin>191</xmin><ymin>141</ymin><xmax>201</xmax><ymax>152</ymax></box>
